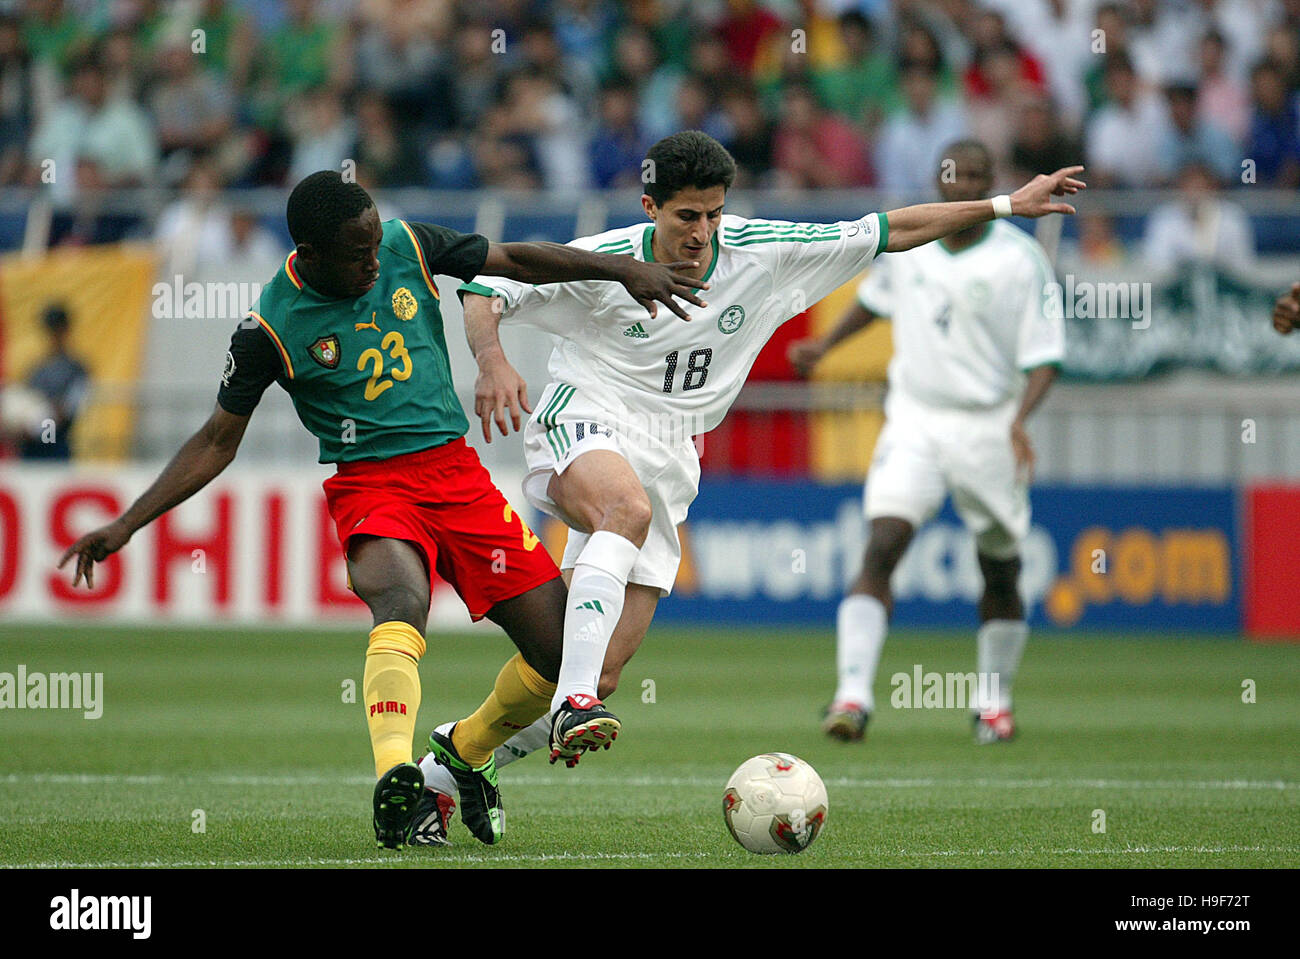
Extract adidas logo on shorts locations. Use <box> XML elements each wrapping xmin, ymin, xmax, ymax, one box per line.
<box><xmin>623</xmin><ymin>322</ymin><xmax>649</xmax><ymax>338</ymax></box>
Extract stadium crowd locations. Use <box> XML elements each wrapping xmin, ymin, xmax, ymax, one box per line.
<box><xmin>2</xmin><ymin>0</ymin><xmax>1297</xmax><ymax>203</ymax></box>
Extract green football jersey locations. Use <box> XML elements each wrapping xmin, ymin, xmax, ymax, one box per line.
<box><xmin>236</xmin><ymin>219</ymin><xmax>485</xmax><ymax>463</ymax></box>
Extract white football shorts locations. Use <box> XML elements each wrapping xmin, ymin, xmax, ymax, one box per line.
<box><xmin>520</xmin><ymin>381</ymin><xmax>701</xmax><ymax>595</ymax></box>
<box><xmin>864</xmin><ymin>388</ymin><xmax>1029</xmax><ymax>559</ymax></box>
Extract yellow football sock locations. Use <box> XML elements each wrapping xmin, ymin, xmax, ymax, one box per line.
<box><xmin>364</xmin><ymin>621</ymin><xmax>426</xmax><ymax>779</ymax></box>
<box><xmin>452</xmin><ymin>654</ymin><xmax>557</xmax><ymax>767</ymax></box>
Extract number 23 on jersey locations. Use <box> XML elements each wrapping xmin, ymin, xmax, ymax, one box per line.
<box><xmin>358</xmin><ymin>330</ymin><xmax>413</xmax><ymax>400</ymax></box>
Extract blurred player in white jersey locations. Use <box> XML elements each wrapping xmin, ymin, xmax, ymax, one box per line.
<box><xmin>410</xmin><ymin>131</ymin><xmax>1082</xmax><ymax>839</ymax></box>
<box><xmin>789</xmin><ymin>140</ymin><xmax>1065</xmax><ymax>745</ymax></box>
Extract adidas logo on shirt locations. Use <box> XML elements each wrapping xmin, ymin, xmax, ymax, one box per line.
<box><xmin>623</xmin><ymin>323</ymin><xmax>649</xmax><ymax>338</ymax></box>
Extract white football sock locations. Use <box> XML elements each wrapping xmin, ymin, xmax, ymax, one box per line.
<box><xmin>832</xmin><ymin>593</ymin><xmax>888</xmax><ymax>713</ymax></box>
<box><xmin>419</xmin><ymin>721</ymin><xmax>458</xmax><ymax>795</ymax></box>
<box><xmin>551</xmin><ymin>530</ymin><xmax>640</xmax><ymax>709</ymax></box>
<box><xmin>494</xmin><ymin>714</ymin><xmax>553</xmax><ymax>768</ymax></box>
<box><xmin>976</xmin><ymin>619</ymin><xmax>1028</xmax><ymax>713</ymax></box>
<box><xmin>423</xmin><ymin>716</ymin><xmax>553</xmax><ymax>800</ymax></box>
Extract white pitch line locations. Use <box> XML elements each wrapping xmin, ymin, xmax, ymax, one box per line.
<box><xmin>5</xmin><ymin>846</ymin><xmax>1295</xmax><ymax>869</ymax></box>
<box><xmin>2</xmin><ymin>773</ymin><xmax>1296</xmax><ymax>791</ymax></box>
<box><xmin>2</xmin><ymin>851</ymin><xmax>713</xmax><ymax>869</ymax></box>
<box><xmin>898</xmin><ymin>844</ymin><xmax>1298</xmax><ymax>858</ymax></box>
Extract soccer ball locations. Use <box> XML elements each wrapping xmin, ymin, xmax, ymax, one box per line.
<box><xmin>722</xmin><ymin>753</ymin><xmax>828</xmax><ymax>854</ymax></box>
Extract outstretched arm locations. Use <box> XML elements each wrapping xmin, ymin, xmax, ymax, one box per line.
<box><xmin>482</xmin><ymin>242</ymin><xmax>709</xmax><ymax>320</ymax></box>
<box><xmin>788</xmin><ymin>302</ymin><xmax>881</xmax><ymax>378</ymax></box>
<box><xmin>58</xmin><ymin>406</ymin><xmax>251</xmax><ymax>587</ymax></box>
<box><xmin>885</xmin><ymin>167</ymin><xmax>1086</xmax><ymax>253</ymax></box>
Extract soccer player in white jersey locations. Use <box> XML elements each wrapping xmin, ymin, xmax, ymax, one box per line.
<box><xmin>411</xmin><ymin>131</ymin><xmax>1082</xmax><ymax>840</ymax></box>
<box><xmin>788</xmin><ymin>140</ymin><xmax>1065</xmax><ymax>745</ymax></box>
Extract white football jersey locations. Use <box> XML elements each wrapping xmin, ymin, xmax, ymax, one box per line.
<box><xmin>856</xmin><ymin>220</ymin><xmax>1064</xmax><ymax>409</ymax></box>
<box><xmin>462</xmin><ymin>212</ymin><xmax>887</xmax><ymax>436</ymax></box>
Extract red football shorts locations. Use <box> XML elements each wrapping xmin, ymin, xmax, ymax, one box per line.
<box><xmin>323</xmin><ymin>437</ymin><xmax>560</xmax><ymax>620</ymax></box>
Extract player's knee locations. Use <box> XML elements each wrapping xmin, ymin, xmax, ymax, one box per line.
<box><xmin>365</xmin><ymin>581</ymin><xmax>428</xmax><ymax>632</ymax></box>
<box><xmin>602</xmin><ymin>494</ymin><xmax>652</xmax><ymax>546</ymax></box>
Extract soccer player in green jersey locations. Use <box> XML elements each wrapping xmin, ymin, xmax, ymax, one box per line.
<box><xmin>58</xmin><ymin>170</ymin><xmax>707</xmax><ymax>848</ymax></box>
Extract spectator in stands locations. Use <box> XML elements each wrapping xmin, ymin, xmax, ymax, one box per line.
<box><xmin>1125</xmin><ymin>0</ymin><xmax>1181</xmax><ymax>84</ymax></box>
<box><xmin>471</xmin><ymin>100</ymin><xmax>540</xmax><ymax>190</ymax></box>
<box><xmin>1198</xmin><ymin>29</ymin><xmax>1251</xmax><ymax>145</ymax></box>
<box><xmin>520</xmin><ymin>17</ymin><xmax>594</xmax><ymax>107</ymax></box>
<box><xmin>1014</xmin><ymin>0</ymin><xmax>1091</xmax><ymax>130</ymax></box>
<box><xmin>1245</xmin><ymin>60</ymin><xmax>1300</xmax><ymax>187</ymax></box>
<box><xmin>149</xmin><ymin>32</ymin><xmax>236</xmax><ymax>185</ymax></box>
<box><xmin>607</xmin><ymin>23</ymin><xmax>682</xmax><ymax>143</ymax></box>
<box><xmin>773</xmin><ymin>82</ymin><xmax>872</xmax><ymax>189</ymax></box>
<box><xmin>963</xmin><ymin>8</ymin><xmax>1046</xmax><ymax>102</ymax></box>
<box><xmin>26</xmin><ymin>49</ymin><xmax>158</xmax><ymax>204</ymax></box>
<box><xmin>686</xmin><ymin>28</ymin><xmax>733</xmax><ymax>92</ymax></box>
<box><xmin>286</xmin><ymin>88</ymin><xmax>353</xmax><ymax>185</ymax></box>
<box><xmin>18</xmin><ymin>304</ymin><xmax>88</xmax><ymax>461</ymax></box>
<box><xmin>353</xmin><ymin>1</ymin><xmax>448</xmax><ymax>132</ymax></box>
<box><xmin>449</xmin><ymin>20</ymin><xmax>505</xmax><ymax>135</ymax></box>
<box><xmin>716</xmin><ymin>0</ymin><xmax>784</xmax><ymax>74</ymax></box>
<box><xmin>753</xmin><ymin>0</ymin><xmax>847</xmax><ymax>93</ymax></box>
<box><xmin>20</xmin><ymin>0</ymin><xmax>85</xmax><ymax>79</ymax></box>
<box><xmin>1083</xmin><ymin>3</ymin><xmax>1132</xmax><ymax>113</ymax></box>
<box><xmin>1142</xmin><ymin>161</ymin><xmax>1256</xmax><ymax>275</ymax></box>
<box><xmin>590</xmin><ymin>81</ymin><xmax>646</xmax><ymax>189</ymax></box>
<box><xmin>498</xmin><ymin>67</ymin><xmax>589</xmax><ymax>192</ymax></box>
<box><xmin>720</xmin><ymin>80</ymin><xmax>775</xmax><ymax>187</ymax></box>
<box><xmin>673</xmin><ymin>73</ymin><xmax>729</xmax><ymax>145</ymax></box>
<box><xmin>154</xmin><ymin>157</ymin><xmax>236</xmax><ymax>276</ymax></box>
<box><xmin>1074</xmin><ymin>213</ymin><xmax>1127</xmax><ymax>266</ymax></box>
<box><xmin>227</xmin><ymin>208</ymin><xmax>283</xmax><ymax>271</ymax></box>
<box><xmin>1264</xmin><ymin>24</ymin><xmax>1300</xmax><ymax>94</ymax></box>
<box><xmin>1158</xmin><ymin>82</ymin><xmax>1240</xmax><ymax>185</ymax></box>
<box><xmin>897</xmin><ymin>22</ymin><xmax>960</xmax><ymax>102</ymax></box>
<box><xmin>1009</xmin><ymin>96</ymin><xmax>1081</xmax><ymax>189</ymax></box>
<box><xmin>250</xmin><ymin>0</ymin><xmax>346</xmax><ymax>132</ymax></box>
<box><xmin>193</xmin><ymin>0</ymin><xmax>255</xmax><ymax>87</ymax></box>
<box><xmin>967</xmin><ymin>41</ymin><xmax>1037</xmax><ymax>183</ymax></box>
<box><xmin>351</xmin><ymin>91</ymin><xmax>426</xmax><ymax>187</ymax></box>
<box><xmin>875</xmin><ymin>58</ymin><xmax>969</xmax><ymax>199</ymax></box>
<box><xmin>551</xmin><ymin>0</ymin><xmax>617</xmax><ymax>88</ymax></box>
<box><xmin>621</xmin><ymin>0</ymin><xmax>692</xmax><ymax>72</ymax></box>
<box><xmin>100</xmin><ymin>27</ymin><xmax>142</xmax><ymax>103</ymax></box>
<box><xmin>1085</xmin><ymin>52</ymin><xmax>1169</xmax><ymax>187</ymax></box>
<box><xmin>0</xmin><ymin>15</ymin><xmax>34</xmax><ymax>186</ymax></box>
<box><xmin>814</xmin><ymin>10</ymin><xmax>898</xmax><ymax>134</ymax></box>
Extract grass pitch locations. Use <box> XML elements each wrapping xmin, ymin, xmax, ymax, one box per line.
<box><xmin>1</xmin><ymin>624</ymin><xmax>1297</xmax><ymax>868</ymax></box>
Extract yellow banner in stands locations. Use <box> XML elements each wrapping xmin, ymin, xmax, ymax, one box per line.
<box><xmin>1</xmin><ymin>244</ymin><xmax>155</xmax><ymax>461</ymax></box>
<box><xmin>805</xmin><ymin>271</ymin><xmax>893</xmax><ymax>482</ymax></box>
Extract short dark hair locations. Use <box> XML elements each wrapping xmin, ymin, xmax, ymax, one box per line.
<box><xmin>286</xmin><ymin>171</ymin><xmax>374</xmax><ymax>249</ymax></box>
<box><xmin>42</xmin><ymin>304</ymin><xmax>70</xmax><ymax>333</ymax></box>
<box><xmin>941</xmin><ymin>138</ymin><xmax>994</xmax><ymax>169</ymax></box>
<box><xmin>643</xmin><ymin>130</ymin><xmax>736</xmax><ymax>206</ymax></box>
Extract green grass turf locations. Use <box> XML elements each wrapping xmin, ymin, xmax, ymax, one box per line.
<box><xmin>0</xmin><ymin>624</ymin><xmax>1297</xmax><ymax>868</ymax></box>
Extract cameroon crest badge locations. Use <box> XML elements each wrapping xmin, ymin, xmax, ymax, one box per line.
<box><xmin>392</xmin><ymin>287</ymin><xmax>418</xmax><ymax>321</ymax></box>
<box><xmin>309</xmin><ymin>335</ymin><xmax>341</xmax><ymax>369</ymax></box>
